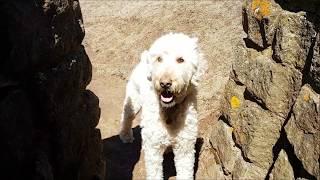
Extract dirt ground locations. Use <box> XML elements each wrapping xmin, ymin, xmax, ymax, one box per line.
<box><xmin>79</xmin><ymin>0</ymin><xmax>243</xmax><ymax>179</ymax></box>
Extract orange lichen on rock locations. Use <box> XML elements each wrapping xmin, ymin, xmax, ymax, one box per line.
<box><xmin>303</xmin><ymin>92</ymin><xmax>310</xmax><ymax>102</ymax></box>
<box><xmin>251</xmin><ymin>0</ymin><xmax>271</xmax><ymax>20</ymax></box>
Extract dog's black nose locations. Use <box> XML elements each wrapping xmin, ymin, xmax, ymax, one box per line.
<box><xmin>160</xmin><ymin>82</ymin><xmax>172</xmax><ymax>89</ymax></box>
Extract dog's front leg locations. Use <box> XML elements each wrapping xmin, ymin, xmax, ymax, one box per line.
<box><xmin>173</xmin><ymin>139</ymin><xmax>196</xmax><ymax>180</ymax></box>
<box><xmin>142</xmin><ymin>127</ymin><xmax>165</xmax><ymax>180</ymax></box>
<box><xmin>173</xmin><ymin>108</ymin><xmax>198</xmax><ymax>180</ymax></box>
<box><xmin>143</xmin><ymin>145</ymin><xmax>165</xmax><ymax>180</ymax></box>
<box><xmin>119</xmin><ymin>81</ymin><xmax>141</xmax><ymax>143</ymax></box>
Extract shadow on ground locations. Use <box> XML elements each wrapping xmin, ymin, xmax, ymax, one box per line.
<box><xmin>163</xmin><ymin>138</ymin><xmax>204</xmax><ymax>180</ymax></box>
<box><xmin>102</xmin><ymin>125</ymin><xmax>203</xmax><ymax>180</ymax></box>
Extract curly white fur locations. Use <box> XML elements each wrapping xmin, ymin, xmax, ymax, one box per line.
<box><xmin>119</xmin><ymin>33</ymin><xmax>206</xmax><ymax>180</ymax></box>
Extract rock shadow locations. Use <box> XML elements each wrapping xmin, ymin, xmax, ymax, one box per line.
<box><xmin>163</xmin><ymin>138</ymin><xmax>204</xmax><ymax>180</ymax></box>
<box><xmin>102</xmin><ymin>127</ymin><xmax>203</xmax><ymax>180</ymax></box>
<box><xmin>103</xmin><ymin>126</ymin><xmax>142</xmax><ymax>180</ymax></box>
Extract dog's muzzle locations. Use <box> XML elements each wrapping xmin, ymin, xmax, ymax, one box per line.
<box><xmin>159</xmin><ymin>81</ymin><xmax>174</xmax><ymax>104</ymax></box>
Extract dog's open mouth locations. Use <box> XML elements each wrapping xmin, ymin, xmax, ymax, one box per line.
<box><xmin>160</xmin><ymin>91</ymin><xmax>174</xmax><ymax>104</ymax></box>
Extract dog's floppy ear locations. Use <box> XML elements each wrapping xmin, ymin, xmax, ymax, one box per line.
<box><xmin>140</xmin><ymin>50</ymin><xmax>152</xmax><ymax>81</ymax></box>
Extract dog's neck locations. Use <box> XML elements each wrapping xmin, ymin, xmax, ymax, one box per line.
<box><xmin>159</xmin><ymin>87</ymin><xmax>197</xmax><ymax>125</ymax></box>
<box><xmin>156</xmin><ymin>83</ymin><xmax>197</xmax><ymax>125</ymax></box>
<box><xmin>160</xmin><ymin>103</ymin><xmax>184</xmax><ymax>124</ymax></box>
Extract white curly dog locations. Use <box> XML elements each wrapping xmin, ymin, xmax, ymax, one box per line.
<box><xmin>119</xmin><ymin>33</ymin><xmax>205</xmax><ymax>180</ymax></box>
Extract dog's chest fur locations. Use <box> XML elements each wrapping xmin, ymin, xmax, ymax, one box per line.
<box><xmin>159</xmin><ymin>101</ymin><xmax>188</xmax><ymax>136</ymax></box>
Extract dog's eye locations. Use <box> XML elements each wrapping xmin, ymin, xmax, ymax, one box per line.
<box><xmin>156</xmin><ymin>56</ymin><xmax>162</xmax><ymax>62</ymax></box>
<box><xmin>176</xmin><ymin>57</ymin><xmax>184</xmax><ymax>63</ymax></box>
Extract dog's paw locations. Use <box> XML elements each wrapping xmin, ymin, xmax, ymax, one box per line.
<box><xmin>119</xmin><ymin>129</ymin><xmax>134</xmax><ymax>143</ymax></box>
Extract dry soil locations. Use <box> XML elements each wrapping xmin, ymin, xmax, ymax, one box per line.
<box><xmin>79</xmin><ymin>0</ymin><xmax>243</xmax><ymax>179</ymax></box>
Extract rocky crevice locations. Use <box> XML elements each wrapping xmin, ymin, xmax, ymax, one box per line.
<box><xmin>243</xmin><ymin>88</ymin><xmax>268</xmax><ymax>110</ymax></box>
<box><xmin>240</xmin><ymin>82</ymin><xmax>316</xmax><ymax>179</ymax></box>
<box><xmin>230</xmin><ymin>127</ymin><xmax>252</xmax><ymax>164</ymax></box>
<box><xmin>302</xmin><ymin>32</ymin><xmax>318</xmax><ymax>92</ymax></box>
<box><xmin>265</xmin><ymin>105</ymin><xmax>316</xmax><ymax>180</ymax></box>
<box><xmin>269</xmin><ymin>131</ymin><xmax>317</xmax><ymax>180</ymax></box>
<box><xmin>243</xmin><ymin>37</ymin><xmax>266</xmax><ymax>52</ymax></box>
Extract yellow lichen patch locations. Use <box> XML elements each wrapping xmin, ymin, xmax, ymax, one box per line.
<box><xmin>251</xmin><ymin>0</ymin><xmax>271</xmax><ymax>20</ymax></box>
<box><xmin>230</xmin><ymin>96</ymin><xmax>241</xmax><ymax>109</ymax></box>
<box><xmin>303</xmin><ymin>92</ymin><xmax>310</xmax><ymax>102</ymax></box>
<box><xmin>228</xmin><ymin>127</ymin><xmax>234</xmax><ymax>134</ymax></box>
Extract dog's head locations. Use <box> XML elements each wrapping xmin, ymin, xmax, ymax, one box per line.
<box><xmin>141</xmin><ymin>33</ymin><xmax>205</xmax><ymax>108</ymax></box>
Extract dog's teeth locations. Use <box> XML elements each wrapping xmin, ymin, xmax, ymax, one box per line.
<box><xmin>161</xmin><ymin>95</ymin><xmax>173</xmax><ymax>103</ymax></box>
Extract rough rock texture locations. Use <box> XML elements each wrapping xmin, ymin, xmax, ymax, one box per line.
<box><xmin>310</xmin><ymin>33</ymin><xmax>320</xmax><ymax>92</ymax></box>
<box><xmin>209</xmin><ymin>117</ymin><xmax>240</xmax><ymax>177</ymax></box>
<box><xmin>0</xmin><ymin>0</ymin><xmax>104</xmax><ymax>179</ymax></box>
<box><xmin>210</xmin><ymin>0</ymin><xmax>320</xmax><ymax>179</ymax></box>
<box><xmin>285</xmin><ymin>84</ymin><xmax>320</xmax><ymax>178</ymax></box>
<box><xmin>269</xmin><ymin>150</ymin><xmax>294</xmax><ymax>180</ymax></box>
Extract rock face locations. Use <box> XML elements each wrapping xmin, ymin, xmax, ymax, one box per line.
<box><xmin>0</xmin><ymin>0</ymin><xmax>104</xmax><ymax>179</ymax></box>
<box><xmin>269</xmin><ymin>150</ymin><xmax>294</xmax><ymax>180</ymax></box>
<box><xmin>285</xmin><ymin>85</ymin><xmax>320</xmax><ymax>178</ymax></box>
<box><xmin>209</xmin><ymin>0</ymin><xmax>320</xmax><ymax>179</ymax></box>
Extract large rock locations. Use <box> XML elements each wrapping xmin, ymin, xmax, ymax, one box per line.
<box><xmin>231</xmin><ymin>158</ymin><xmax>266</xmax><ymax>179</ymax></box>
<box><xmin>232</xmin><ymin>101</ymin><xmax>283</xmax><ymax>170</ymax></box>
<box><xmin>0</xmin><ymin>0</ymin><xmax>84</xmax><ymax>77</ymax></box>
<box><xmin>272</xmin><ymin>12</ymin><xmax>316</xmax><ymax>71</ymax></box>
<box><xmin>269</xmin><ymin>150</ymin><xmax>294</xmax><ymax>180</ymax></box>
<box><xmin>285</xmin><ymin>85</ymin><xmax>320</xmax><ymax>178</ymax></box>
<box><xmin>0</xmin><ymin>0</ymin><xmax>104</xmax><ymax>179</ymax></box>
<box><xmin>242</xmin><ymin>0</ymin><xmax>282</xmax><ymax>49</ymax></box>
<box><xmin>221</xmin><ymin>79</ymin><xmax>283</xmax><ymax>178</ymax></box>
<box><xmin>233</xmin><ymin>45</ymin><xmax>302</xmax><ymax>118</ymax></box>
<box><xmin>209</xmin><ymin>113</ymin><xmax>269</xmax><ymax>179</ymax></box>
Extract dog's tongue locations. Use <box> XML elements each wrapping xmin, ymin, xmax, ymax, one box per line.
<box><xmin>161</xmin><ymin>91</ymin><xmax>173</xmax><ymax>103</ymax></box>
